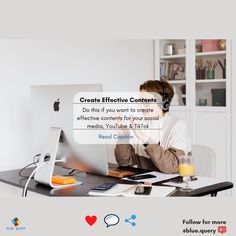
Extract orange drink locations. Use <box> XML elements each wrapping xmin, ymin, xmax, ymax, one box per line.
<box><xmin>179</xmin><ymin>164</ymin><xmax>195</xmax><ymax>177</ymax></box>
<box><xmin>179</xmin><ymin>154</ymin><xmax>195</xmax><ymax>192</ymax></box>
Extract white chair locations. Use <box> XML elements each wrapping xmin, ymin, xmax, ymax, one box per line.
<box><xmin>191</xmin><ymin>144</ymin><xmax>216</xmax><ymax>178</ymax></box>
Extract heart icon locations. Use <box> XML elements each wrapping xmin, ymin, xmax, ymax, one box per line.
<box><xmin>85</xmin><ymin>215</ymin><xmax>97</xmax><ymax>226</ymax></box>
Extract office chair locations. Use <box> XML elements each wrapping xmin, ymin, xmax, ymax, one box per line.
<box><xmin>192</xmin><ymin>144</ymin><xmax>216</xmax><ymax>197</ymax></box>
<box><xmin>192</xmin><ymin>144</ymin><xmax>216</xmax><ymax>178</ymax></box>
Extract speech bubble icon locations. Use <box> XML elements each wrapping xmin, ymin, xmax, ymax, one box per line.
<box><xmin>218</xmin><ymin>226</ymin><xmax>227</xmax><ymax>234</ymax></box>
<box><xmin>104</xmin><ymin>214</ymin><xmax>120</xmax><ymax>228</ymax></box>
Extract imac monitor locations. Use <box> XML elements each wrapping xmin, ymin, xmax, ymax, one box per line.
<box><xmin>30</xmin><ymin>84</ymin><xmax>109</xmax><ymax>176</ymax></box>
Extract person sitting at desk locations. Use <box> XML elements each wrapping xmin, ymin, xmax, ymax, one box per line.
<box><xmin>114</xmin><ymin>79</ymin><xmax>191</xmax><ymax>174</ymax></box>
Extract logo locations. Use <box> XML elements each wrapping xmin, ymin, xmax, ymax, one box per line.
<box><xmin>85</xmin><ymin>215</ymin><xmax>97</xmax><ymax>226</ymax></box>
<box><xmin>11</xmin><ymin>217</ymin><xmax>21</xmax><ymax>227</ymax></box>
<box><xmin>104</xmin><ymin>214</ymin><xmax>120</xmax><ymax>228</ymax></box>
<box><xmin>125</xmin><ymin>214</ymin><xmax>136</xmax><ymax>227</ymax></box>
<box><xmin>6</xmin><ymin>217</ymin><xmax>26</xmax><ymax>231</ymax></box>
<box><xmin>218</xmin><ymin>226</ymin><xmax>227</xmax><ymax>234</ymax></box>
<box><xmin>53</xmin><ymin>99</ymin><xmax>60</xmax><ymax>112</ymax></box>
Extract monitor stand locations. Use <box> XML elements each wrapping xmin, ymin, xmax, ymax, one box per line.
<box><xmin>34</xmin><ymin>127</ymin><xmax>82</xmax><ymax>189</ymax></box>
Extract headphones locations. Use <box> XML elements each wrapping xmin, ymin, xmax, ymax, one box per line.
<box><xmin>156</xmin><ymin>80</ymin><xmax>170</xmax><ymax>111</ymax></box>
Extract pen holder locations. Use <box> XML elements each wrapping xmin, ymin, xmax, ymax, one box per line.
<box><xmin>207</xmin><ymin>69</ymin><xmax>215</xmax><ymax>79</ymax></box>
<box><xmin>196</xmin><ymin>68</ymin><xmax>205</xmax><ymax>80</ymax></box>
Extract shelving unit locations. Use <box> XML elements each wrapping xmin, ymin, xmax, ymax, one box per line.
<box><xmin>159</xmin><ymin>39</ymin><xmax>187</xmax><ymax>106</ymax></box>
<box><xmin>154</xmin><ymin>39</ymin><xmax>232</xmax><ymax>189</ymax></box>
<box><xmin>195</xmin><ymin>39</ymin><xmax>227</xmax><ymax>108</ymax></box>
<box><xmin>155</xmin><ymin>39</ymin><xmax>229</xmax><ymax>109</ymax></box>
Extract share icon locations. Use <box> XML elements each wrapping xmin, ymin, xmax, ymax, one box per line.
<box><xmin>125</xmin><ymin>214</ymin><xmax>136</xmax><ymax>227</ymax></box>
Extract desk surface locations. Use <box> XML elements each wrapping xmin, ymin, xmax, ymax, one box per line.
<box><xmin>0</xmin><ymin>165</ymin><xmax>233</xmax><ymax>197</ymax></box>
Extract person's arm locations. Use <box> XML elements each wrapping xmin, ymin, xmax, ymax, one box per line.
<box><xmin>144</xmin><ymin>120</ymin><xmax>189</xmax><ymax>174</ymax></box>
<box><xmin>144</xmin><ymin>144</ymin><xmax>184</xmax><ymax>173</ymax></box>
<box><xmin>114</xmin><ymin>143</ymin><xmax>137</xmax><ymax>166</ymax></box>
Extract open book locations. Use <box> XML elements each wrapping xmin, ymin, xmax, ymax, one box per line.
<box><xmin>88</xmin><ymin>184</ymin><xmax>176</xmax><ymax>197</ymax></box>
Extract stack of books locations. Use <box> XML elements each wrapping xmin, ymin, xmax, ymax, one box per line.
<box><xmin>160</xmin><ymin>61</ymin><xmax>185</xmax><ymax>81</ymax></box>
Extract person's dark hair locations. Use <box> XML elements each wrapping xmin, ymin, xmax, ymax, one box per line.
<box><xmin>139</xmin><ymin>79</ymin><xmax>174</xmax><ymax>112</ymax></box>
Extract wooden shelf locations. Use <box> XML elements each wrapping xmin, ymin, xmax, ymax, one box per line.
<box><xmin>196</xmin><ymin>51</ymin><xmax>226</xmax><ymax>57</ymax></box>
<box><xmin>170</xmin><ymin>105</ymin><xmax>226</xmax><ymax>113</ymax></box>
<box><xmin>196</xmin><ymin>79</ymin><xmax>226</xmax><ymax>83</ymax></box>
<box><xmin>169</xmin><ymin>106</ymin><xmax>187</xmax><ymax>111</ymax></box>
<box><xmin>195</xmin><ymin>106</ymin><xmax>226</xmax><ymax>113</ymax></box>
<box><xmin>160</xmin><ymin>54</ymin><xmax>186</xmax><ymax>60</ymax></box>
<box><xmin>168</xmin><ymin>80</ymin><xmax>186</xmax><ymax>84</ymax></box>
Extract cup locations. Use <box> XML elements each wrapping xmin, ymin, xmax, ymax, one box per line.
<box><xmin>179</xmin><ymin>154</ymin><xmax>195</xmax><ymax>192</ymax></box>
<box><xmin>207</xmin><ymin>69</ymin><xmax>215</xmax><ymax>79</ymax></box>
<box><xmin>199</xmin><ymin>98</ymin><xmax>207</xmax><ymax>106</ymax></box>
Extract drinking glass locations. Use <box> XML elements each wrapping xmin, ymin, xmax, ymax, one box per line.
<box><xmin>178</xmin><ymin>154</ymin><xmax>195</xmax><ymax>192</ymax></box>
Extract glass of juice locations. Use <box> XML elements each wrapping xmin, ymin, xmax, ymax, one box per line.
<box><xmin>178</xmin><ymin>154</ymin><xmax>195</xmax><ymax>192</ymax></box>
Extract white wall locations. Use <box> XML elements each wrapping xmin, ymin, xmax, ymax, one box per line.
<box><xmin>0</xmin><ymin>40</ymin><xmax>153</xmax><ymax>171</ymax></box>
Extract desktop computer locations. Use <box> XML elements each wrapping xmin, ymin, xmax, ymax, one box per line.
<box><xmin>30</xmin><ymin>84</ymin><xmax>110</xmax><ymax>188</ymax></box>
